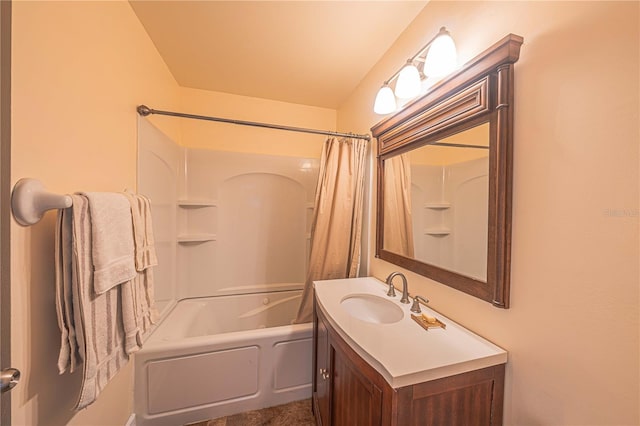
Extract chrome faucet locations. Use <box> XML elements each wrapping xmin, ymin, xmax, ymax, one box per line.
<box><xmin>410</xmin><ymin>295</ymin><xmax>430</xmax><ymax>313</ymax></box>
<box><xmin>386</xmin><ymin>272</ymin><xmax>410</xmax><ymax>304</ymax></box>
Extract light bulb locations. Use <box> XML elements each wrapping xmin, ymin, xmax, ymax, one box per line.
<box><xmin>424</xmin><ymin>28</ymin><xmax>457</xmax><ymax>78</ymax></box>
<box><xmin>374</xmin><ymin>85</ymin><xmax>397</xmax><ymax>115</ymax></box>
<box><xmin>394</xmin><ymin>62</ymin><xmax>421</xmax><ymax>99</ymax></box>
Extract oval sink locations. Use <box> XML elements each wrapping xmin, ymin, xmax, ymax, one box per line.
<box><xmin>340</xmin><ymin>294</ymin><xmax>404</xmax><ymax>324</ymax></box>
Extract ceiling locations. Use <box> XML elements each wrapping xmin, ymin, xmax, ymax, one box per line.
<box><xmin>130</xmin><ymin>1</ymin><xmax>427</xmax><ymax>109</ymax></box>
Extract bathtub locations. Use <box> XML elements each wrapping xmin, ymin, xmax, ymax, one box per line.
<box><xmin>134</xmin><ymin>290</ymin><xmax>313</xmax><ymax>426</ymax></box>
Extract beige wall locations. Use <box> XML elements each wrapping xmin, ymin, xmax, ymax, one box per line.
<box><xmin>339</xmin><ymin>1</ymin><xmax>639</xmax><ymax>424</ymax></box>
<box><xmin>179</xmin><ymin>86</ymin><xmax>335</xmax><ymax>158</ymax></box>
<box><xmin>11</xmin><ymin>1</ymin><xmax>180</xmax><ymax>425</ymax></box>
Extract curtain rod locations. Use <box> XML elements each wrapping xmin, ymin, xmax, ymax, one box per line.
<box><xmin>429</xmin><ymin>142</ymin><xmax>489</xmax><ymax>149</ymax></box>
<box><xmin>137</xmin><ymin>105</ymin><xmax>371</xmax><ymax>141</ymax></box>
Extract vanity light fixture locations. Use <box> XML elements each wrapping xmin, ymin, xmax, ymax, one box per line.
<box><xmin>373</xmin><ymin>27</ymin><xmax>457</xmax><ymax>114</ymax></box>
<box><xmin>424</xmin><ymin>30</ymin><xmax>458</xmax><ymax>78</ymax></box>
<box><xmin>373</xmin><ymin>83</ymin><xmax>397</xmax><ymax>115</ymax></box>
<box><xmin>394</xmin><ymin>60</ymin><xmax>422</xmax><ymax>99</ymax></box>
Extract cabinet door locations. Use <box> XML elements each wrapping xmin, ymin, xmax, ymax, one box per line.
<box><xmin>331</xmin><ymin>342</ymin><xmax>383</xmax><ymax>426</ymax></box>
<box><xmin>396</xmin><ymin>364</ymin><xmax>505</xmax><ymax>426</ymax></box>
<box><xmin>314</xmin><ymin>312</ymin><xmax>331</xmax><ymax>426</ymax></box>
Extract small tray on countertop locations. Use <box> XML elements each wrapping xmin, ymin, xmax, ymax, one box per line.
<box><xmin>411</xmin><ymin>314</ymin><xmax>446</xmax><ymax>331</ymax></box>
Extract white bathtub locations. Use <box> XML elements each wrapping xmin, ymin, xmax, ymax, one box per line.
<box><xmin>134</xmin><ymin>290</ymin><xmax>313</xmax><ymax>426</ymax></box>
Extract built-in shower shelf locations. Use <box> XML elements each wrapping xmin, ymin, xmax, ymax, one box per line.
<box><xmin>424</xmin><ymin>228</ymin><xmax>451</xmax><ymax>236</ymax></box>
<box><xmin>177</xmin><ymin>233</ymin><xmax>217</xmax><ymax>243</ymax></box>
<box><xmin>178</xmin><ymin>199</ymin><xmax>218</xmax><ymax>207</ymax></box>
<box><xmin>424</xmin><ymin>202</ymin><xmax>451</xmax><ymax>209</ymax></box>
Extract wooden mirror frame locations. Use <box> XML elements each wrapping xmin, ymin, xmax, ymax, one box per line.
<box><xmin>371</xmin><ymin>34</ymin><xmax>523</xmax><ymax>308</ymax></box>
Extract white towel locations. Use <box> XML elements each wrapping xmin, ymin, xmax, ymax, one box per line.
<box><xmin>54</xmin><ymin>195</ymin><xmax>131</xmax><ymax>409</ymax></box>
<box><xmin>120</xmin><ymin>193</ymin><xmax>159</xmax><ymax>354</ymax></box>
<box><xmin>54</xmin><ymin>192</ymin><xmax>161</xmax><ymax>406</ymax></box>
<box><xmin>55</xmin><ymin>208</ymin><xmax>79</xmax><ymax>374</ymax></box>
<box><xmin>122</xmin><ymin>192</ymin><xmax>158</xmax><ymax>271</ymax></box>
<box><xmin>71</xmin><ymin>194</ymin><xmax>130</xmax><ymax>409</ymax></box>
<box><xmin>121</xmin><ymin>271</ymin><xmax>158</xmax><ymax>354</ymax></box>
<box><xmin>82</xmin><ymin>192</ymin><xmax>136</xmax><ymax>294</ymax></box>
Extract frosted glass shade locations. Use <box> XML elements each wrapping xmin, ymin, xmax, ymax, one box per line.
<box><xmin>394</xmin><ymin>63</ymin><xmax>421</xmax><ymax>99</ymax></box>
<box><xmin>424</xmin><ymin>32</ymin><xmax>457</xmax><ymax>78</ymax></box>
<box><xmin>374</xmin><ymin>85</ymin><xmax>396</xmax><ymax>115</ymax></box>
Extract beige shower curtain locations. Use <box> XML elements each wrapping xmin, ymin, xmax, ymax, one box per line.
<box><xmin>383</xmin><ymin>154</ymin><xmax>414</xmax><ymax>257</ymax></box>
<box><xmin>294</xmin><ymin>137</ymin><xmax>368</xmax><ymax>323</ymax></box>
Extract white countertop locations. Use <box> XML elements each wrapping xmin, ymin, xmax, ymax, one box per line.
<box><xmin>314</xmin><ymin>276</ymin><xmax>507</xmax><ymax>388</ymax></box>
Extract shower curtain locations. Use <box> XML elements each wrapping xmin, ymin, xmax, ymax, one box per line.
<box><xmin>294</xmin><ymin>137</ymin><xmax>368</xmax><ymax>323</ymax></box>
<box><xmin>383</xmin><ymin>153</ymin><xmax>414</xmax><ymax>257</ymax></box>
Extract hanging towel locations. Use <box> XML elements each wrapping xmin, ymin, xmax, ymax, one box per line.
<box><xmin>55</xmin><ymin>208</ymin><xmax>79</xmax><ymax>374</ymax></box>
<box><xmin>121</xmin><ymin>278</ymin><xmax>141</xmax><ymax>354</ymax></box>
<box><xmin>63</xmin><ymin>194</ymin><xmax>130</xmax><ymax>409</ymax></box>
<box><xmin>121</xmin><ymin>192</ymin><xmax>159</xmax><ymax>354</ymax></box>
<box><xmin>121</xmin><ymin>270</ymin><xmax>158</xmax><ymax>354</ymax></box>
<box><xmin>54</xmin><ymin>191</ymin><xmax>160</xmax><ymax>407</ymax></box>
<box><xmin>122</xmin><ymin>192</ymin><xmax>158</xmax><ymax>271</ymax></box>
<box><xmin>82</xmin><ymin>192</ymin><xmax>136</xmax><ymax>294</ymax></box>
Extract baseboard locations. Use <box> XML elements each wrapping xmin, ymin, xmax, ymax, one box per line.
<box><xmin>125</xmin><ymin>413</ymin><xmax>136</xmax><ymax>426</ymax></box>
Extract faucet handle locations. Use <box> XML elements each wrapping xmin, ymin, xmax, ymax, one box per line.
<box><xmin>410</xmin><ymin>295</ymin><xmax>430</xmax><ymax>313</ymax></box>
<box><xmin>386</xmin><ymin>281</ymin><xmax>396</xmax><ymax>297</ymax></box>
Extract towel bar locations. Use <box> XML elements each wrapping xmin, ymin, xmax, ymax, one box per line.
<box><xmin>11</xmin><ymin>178</ymin><xmax>72</xmax><ymax>226</ymax></box>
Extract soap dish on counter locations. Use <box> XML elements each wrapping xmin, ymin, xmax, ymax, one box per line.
<box><xmin>411</xmin><ymin>314</ymin><xmax>446</xmax><ymax>331</ymax></box>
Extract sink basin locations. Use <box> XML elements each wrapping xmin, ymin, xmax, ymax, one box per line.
<box><xmin>340</xmin><ymin>294</ymin><xmax>404</xmax><ymax>324</ymax></box>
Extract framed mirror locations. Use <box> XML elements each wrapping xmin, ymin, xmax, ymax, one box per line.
<box><xmin>371</xmin><ymin>34</ymin><xmax>523</xmax><ymax>308</ymax></box>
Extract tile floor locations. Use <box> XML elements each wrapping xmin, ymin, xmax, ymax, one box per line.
<box><xmin>187</xmin><ymin>399</ymin><xmax>315</xmax><ymax>426</ymax></box>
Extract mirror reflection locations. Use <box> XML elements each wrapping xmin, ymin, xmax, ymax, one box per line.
<box><xmin>383</xmin><ymin>123</ymin><xmax>490</xmax><ymax>281</ymax></box>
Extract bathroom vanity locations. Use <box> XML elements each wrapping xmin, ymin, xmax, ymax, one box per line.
<box><xmin>312</xmin><ymin>277</ymin><xmax>507</xmax><ymax>425</ymax></box>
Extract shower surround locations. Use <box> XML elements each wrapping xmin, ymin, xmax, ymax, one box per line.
<box><xmin>134</xmin><ymin>118</ymin><xmax>318</xmax><ymax>424</ymax></box>
<box><xmin>411</xmin><ymin>156</ymin><xmax>489</xmax><ymax>281</ymax></box>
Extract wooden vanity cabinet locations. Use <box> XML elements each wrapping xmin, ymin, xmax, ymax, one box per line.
<box><xmin>312</xmin><ymin>300</ymin><xmax>505</xmax><ymax>426</ymax></box>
